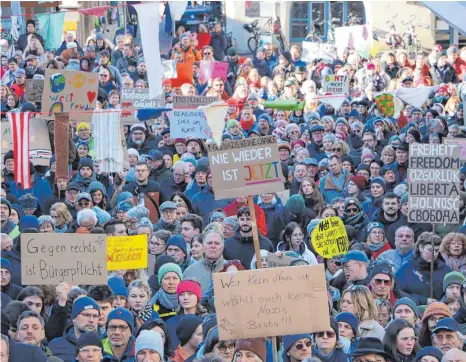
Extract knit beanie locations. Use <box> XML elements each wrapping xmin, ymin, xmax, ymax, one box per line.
<box><xmin>282</xmin><ymin>334</ymin><xmax>312</xmax><ymax>362</ymax></box>
<box><xmin>76</xmin><ymin>122</ymin><xmax>90</xmax><ymax>133</ymax></box>
<box><xmin>136</xmin><ymin>330</ymin><xmax>164</xmax><ymax>358</ymax></box>
<box><xmin>394</xmin><ymin>297</ymin><xmax>418</xmax><ymax>316</ymax></box>
<box><xmin>361</xmin><ymin>153</ymin><xmax>375</xmax><ymax>163</ymax></box>
<box><xmin>93</xmin><ymin>206</ymin><xmax>111</xmax><ymax>225</ymax></box>
<box><xmin>307</xmin><ymin>218</ymin><xmax>322</xmax><ymax>237</ymax></box>
<box><xmin>88</xmin><ymin>181</ymin><xmax>106</xmax><ymax>195</ymax></box>
<box><xmin>176</xmin><ymin>315</ymin><xmax>203</xmax><ymax>346</ymax></box>
<box><xmin>350</xmin><ymin>175</ymin><xmax>366</xmax><ymax>191</ymax></box>
<box><xmin>356</xmin><ymin>164</ymin><xmax>370</xmax><ymax>174</ymax></box>
<box><xmin>19</xmin><ymin>215</ymin><xmax>40</xmax><ymax>232</ymax></box>
<box><xmin>183</xmin><ymin>158</ymin><xmax>198</xmax><ymax>168</ymax></box>
<box><xmin>336</xmin><ymin>312</ymin><xmax>359</xmax><ymax>336</ymax></box>
<box><xmin>421</xmin><ymin>302</ymin><xmax>451</xmax><ymax>322</ymax></box>
<box><xmin>1</xmin><ymin>258</ymin><xmax>11</xmax><ymax>273</ymax></box>
<box><xmin>370</xmin><ymin>177</ymin><xmax>386</xmax><ymax>192</ymax></box>
<box><xmin>71</xmin><ymin>297</ymin><xmax>100</xmax><ymax>319</ymax></box>
<box><xmin>367</xmin><ymin>221</ymin><xmax>384</xmax><ymax>234</ymax></box>
<box><xmin>285</xmin><ymin>195</ymin><xmax>305</xmax><ymax>216</ymax></box>
<box><xmin>78</xmin><ymin>157</ymin><xmax>93</xmax><ymax>170</ymax></box>
<box><xmin>116</xmin><ymin>191</ymin><xmax>134</xmax><ymax>205</ymax></box>
<box><xmin>176</xmin><ymin>280</ymin><xmax>202</xmax><ymax>301</ymax></box>
<box><xmin>443</xmin><ymin>271</ymin><xmax>466</xmax><ymax>292</ymax></box>
<box><xmin>166</xmin><ymin>235</ymin><xmax>188</xmax><ymax>256</ymax></box>
<box><xmin>108</xmin><ymin>277</ymin><xmax>128</xmax><ymax>298</ymax></box>
<box><xmin>19</xmin><ymin>194</ymin><xmax>38</xmax><ymax>210</ymax></box>
<box><xmin>234</xmin><ymin>338</ymin><xmax>267</xmax><ymax>362</ymax></box>
<box><xmin>106</xmin><ymin>308</ymin><xmax>134</xmax><ymax>332</ymax></box>
<box><xmin>415</xmin><ymin>347</ymin><xmax>443</xmax><ymax>362</ymax></box>
<box><xmin>157</xmin><ymin>263</ymin><xmax>183</xmax><ymax>285</ymax></box>
<box><xmin>3</xmin><ymin>150</ymin><xmax>14</xmax><ymax>163</ymax></box>
<box><xmin>75</xmin><ymin>332</ymin><xmax>102</xmax><ymax>353</ymax></box>
<box><xmin>0</xmin><ymin>198</ymin><xmax>11</xmax><ymax>216</ymax></box>
<box><xmin>330</xmin><ymin>316</ymin><xmax>339</xmax><ymax>336</ymax></box>
<box><xmin>227</xmin><ymin>119</ymin><xmax>239</xmax><ymax>130</ymax></box>
<box><xmin>344</xmin><ymin>197</ymin><xmax>362</xmax><ymax>212</ymax></box>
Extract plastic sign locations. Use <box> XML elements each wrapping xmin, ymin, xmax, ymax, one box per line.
<box><xmin>311</xmin><ymin>217</ymin><xmax>349</xmax><ymax>258</ymax></box>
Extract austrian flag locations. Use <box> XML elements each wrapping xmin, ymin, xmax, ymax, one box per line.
<box><xmin>7</xmin><ymin>111</ymin><xmax>33</xmax><ymax>189</ymax></box>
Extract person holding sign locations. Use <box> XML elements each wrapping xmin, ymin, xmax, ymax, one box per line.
<box><xmin>276</xmin><ymin>222</ymin><xmax>318</xmax><ymax>265</ymax></box>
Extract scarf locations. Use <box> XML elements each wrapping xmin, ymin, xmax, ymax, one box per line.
<box><xmin>240</xmin><ymin>118</ymin><xmax>255</xmax><ymax>131</ymax></box>
<box><xmin>441</xmin><ymin>252</ymin><xmax>466</xmax><ymax>272</ymax></box>
<box><xmin>368</xmin><ymin>241</ymin><xmax>386</xmax><ymax>252</ymax></box>
<box><xmin>343</xmin><ymin>211</ymin><xmax>365</xmax><ymax>227</ymax></box>
<box><xmin>154</xmin><ymin>288</ymin><xmax>179</xmax><ymax>310</ymax></box>
<box><xmin>54</xmin><ymin>224</ymin><xmax>68</xmax><ymax>233</ymax></box>
<box><xmin>137</xmin><ymin>302</ymin><xmax>155</xmax><ymax>323</ymax></box>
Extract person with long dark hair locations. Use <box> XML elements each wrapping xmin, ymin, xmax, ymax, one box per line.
<box><xmin>277</xmin><ymin>222</ymin><xmax>318</xmax><ymax>265</ymax></box>
<box><xmin>383</xmin><ymin>319</ymin><xmax>419</xmax><ymax>362</ymax></box>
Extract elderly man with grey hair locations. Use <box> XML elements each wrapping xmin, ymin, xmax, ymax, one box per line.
<box><xmin>379</xmin><ymin>226</ymin><xmax>415</xmax><ymax>272</ymax></box>
<box><xmin>183</xmin><ymin>230</ymin><xmax>226</xmax><ymax>292</ymax></box>
<box><xmin>161</xmin><ymin>161</ymin><xmax>189</xmax><ymax>201</ymax></box>
<box><xmin>442</xmin><ymin>349</ymin><xmax>466</xmax><ymax>362</ymax></box>
<box><xmin>0</xmin><ymin>233</ymin><xmax>13</xmax><ymax>251</ymax></box>
<box><xmin>76</xmin><ymin>209</ymin><xmax>98</xmax><ymax>231</ymax></box>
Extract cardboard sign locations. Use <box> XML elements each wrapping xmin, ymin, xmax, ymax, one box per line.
<box><xmin>322</xmin><ymin>75</ymin><xmax>349</xmax><ymax>95</ymax></box>
<box><xmin>25</xmin><ymin>79</ymin><xmax>44</xmax><ymax>103</ymax></box>
<box><xmin>408</xmin><ymin>144</ymin><xmax>461</xmax><ymax>224</ymax></box>
<box><xmin>213</xmin><ymin>264</ymin><xmax>330</xmax><ymax>340</ymax></box>
<box><xmin>107</xmin><ymin>235</ymin><xmax>148</xmax><ymax>271</ymax></box>
<box><xmin>41</xmin><ymin>69</ymin><xmax>99</xmax><ymax>121</ymax></box>
<box><xmin>173</xmin><ymin>95</ymin><xmax>220</xmax><ymax>110</ymax></box>
<box><xmin>21</xmin><ymin>233</ymin><xmax>107</xmax><ymax>285</ymax></box>
<box><xmin>267</xmin><ymin>252</ymin><xmax>297</xmax><ymax>268</ymax></box>
<box><xmin>1</xmin><ymin>118</ymin><xmax>52</xmax><ymax>167</ymax></box>
<box><xmin>168</xmin><ymin>109</ymin><xmax>212</xmax><ymax>139</ymax></box>
<box><xmin>311</xmin><ymin>217</ymin><xmax>349</xmax><ymax>259</ymax></box>
<box><xmin>302</xmin><ymin>42</ymin><xmax>337</xmax><ymax>63</ymax></box>
<box><xmin>121</xmin><ymin>88</ymin><xmax>165</xmax><ymax>124</ymax></box>
<box><xmin>207</xmin><ymin>136</ymin><xmax>284</xmax><ymax>200</ymax></box>
<box><xmin>212</xmin><ymin>62</ymin><xmax>229</xmax><ymax>82</ymax></box>
<box><xmin>335</xmin><ymin>24</ymin><xmax>374</xmax><ymax>59</ymax></box>
<box><xmin>443</xmin><ymin>138</ymin><xmax>466</xmax><ymax>161</ymax></box>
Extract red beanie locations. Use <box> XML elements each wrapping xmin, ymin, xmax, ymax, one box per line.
<box><xmin>176</xmin><ymin>280</ymin><xmax>202</xmax><ymax>301</ymax></box>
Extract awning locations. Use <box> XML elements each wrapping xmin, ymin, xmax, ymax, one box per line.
<box><xmin>422</xmin><ymin>1</ymin><xmax>466</xmax><ymax>35</ymax></box>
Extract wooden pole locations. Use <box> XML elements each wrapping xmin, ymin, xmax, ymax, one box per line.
<box><xmin>430</xmin><ymin>224</ymin><xmax>436</xmax><ymax>299</ymax></box>
<box><xmin>247</xmin><ymin>195</ymin><xmax>262</xmax><ymax>269</ymax></box>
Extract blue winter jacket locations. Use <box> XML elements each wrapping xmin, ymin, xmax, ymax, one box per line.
<box><xmin>191</xmin><ymin>186</ymin><xmax>231</xmax><ymax>225</ymax></box>
<box><xmin>48</xmin><ymin>325</ymin><xmax>78</xmax><ymax>362</ymax></box>
<box><xmin>9</xmin><ymin>174</ymin><xmax>52</xmax><ymax>211</ymax></box>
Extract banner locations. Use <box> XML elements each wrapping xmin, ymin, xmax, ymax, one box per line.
<box><xmin>36</xmin><ymin>12</ymin><xmax>66</xmax><ymax>50</ymax></box>
<box><xmin>267</xmin><ymin>252</ymin><xmax>297</xmax><ymax>268</ymax></box>
<box><xmin>162</xmin><ymin>60</ymin><xmax>177</xmax><ymax>79</ymax></box>
<box><xmin>207</xmin><ymin>136</ymin><xmax>284</xmax><ymax>200</ymax></box>
<box><xmin>42</xmin><ymin>69</ymin><xmax>99</xmax><ymax>122</ymax></box>
<box><xmin>1</xmin><ymin>118</ymin><xmax>52</xmax><ymax>167</ymax></box>
<box><xmin>121</xmin><ymin>88</ymin><xmax>165</xmax><ymax>124</ymax></box>
<box><xmin>311</xmin><ymin>217</ymin><xmax>349</xmax><ymax>258</ymax></box>
<box><xmin>169</xmin><ymin>109</ymin><xmax>212</xmax><ymax>139</ymax></box>
<box><xmin>318</xmin><ymin>95</ymin><xmax>347</xmax><ymax>110</ymax></box>
<box><xmin>443</xmin><ymin>138</ymin><xmax>466</xmax><ymax>161</ymax></box>
<box><xmin>302</xmin><ymin>42</ymin><xmax>336</xmax><ymax>63</ymax></box>
<box><xmin>322</xmin><ymin>75</ymin><xmax>349</xmax><ymax>95</ymax></box>
<box><xmin>25</xmin><ymin>79</ymin><xmax>44</xmax><ymax>103</ymax></box>
<box><xmin>200</xmin><ymin>61</ymin><xmax>229</xmax><ymax>82</ymax></box>
<box><xmin>107</xmin><ymin>235</ymin><xmax>148</xmax><ymax>271</ymax></box>
<box><xmin>200</xmin><ymin>101</ymin><xmax>229</xmax><ymax>146</ymax></box>
<box><xmin>408</xmin><ymin>143</ymin><xmax>461</xmax><ymax>224</ymax></box>
<box><xmin>335</xmin><ymin>24</ymin><xmax>373</xmax><ymax>59</ymax></box>
<box><xmin>21</xmin><ymin>233</ymin><xmax>107</xmax><ymax>285</ymax></box>
<box><xmin>173</xmin><ymin>95</ymin><xmax>220</xmax><ymax>110</ymax></box>
<box><xmin>395</xmin><ymin>86</ymin><xmax>437</xmax><ymax>108</ymax></box>
<box><xmin>170</xmin><ymin>62</ymin><xmax>194</xmax><ymax>88</ymax></box>
<box><xmin>213</xmin><ymin>264</ymin><xmax>330</xmax><ymax>340</ymax></box>
<box><xmin>374</xmin><ymin>92</ymin><xmax>395</xmax><ymax>117</ymax></box>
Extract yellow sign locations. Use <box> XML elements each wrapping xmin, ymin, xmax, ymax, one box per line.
<box><xmin>107</xmin><ymin>235</ymin><xmax>148</xmax><ymax>270</ymax></box>
<box><xmin>311</xmin><ymin>217</ymin><xmax>349</xmax><ymax>258</ymax></box>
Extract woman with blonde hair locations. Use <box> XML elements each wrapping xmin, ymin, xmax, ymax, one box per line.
<box><xmin>340</xmin><ymin>285</ymin><xmax>386</xmax><ymax>341</ymax></box>
<box><xmin>381</xmin><ymin>145</ymin><xmax>396</xmax><ymax>167</ymax></box>
<box><xmin>440</xmin><ymin>232</ymin><xmax>466</xmax><ymax>274</ymax></box>
<box><xmin>247</xmin><ymin>68</ymin><xmax>261</xmax><ymax>88</ymax></box>
<box><xmin>128</xmin><ymin>279</ymin><xmax>155</xmax><ymax>329</ymax></box>
<box><xmin>332</xmin><ymin>140</ymin><xmax>350</xmax><ymax>157</ymax></box>
<box><xmin>445</xmin><ymin>85</ymin><xmax>460</xmax><ymax>116</ymax></box>
<box><xmin>50</xmin><ymin>202</ymin><xmax>73</xmax><ymax>233</ymax></box>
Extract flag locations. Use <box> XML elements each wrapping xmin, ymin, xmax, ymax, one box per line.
<box><xmin>395</xmin><ymin>86</ymin><xmax>437</xmax><ymax>108</ymax></box>
<box><xmin>7</xmin><ymin>112</ymin><xmax>32</xmax><ymax>189</ymax></box>
<box><xmin>200</xmin><ymin>101</ymin><xmax>229</xmax><ymax>146</ymax></box>
<box><xmin>36</xmin><ymin>12</ymin><xmax>66</xmax><ymax>51</ymax></box>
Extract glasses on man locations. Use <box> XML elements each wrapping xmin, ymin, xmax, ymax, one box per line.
<box><xmin>346</xmin><ymin>207</ymin><xmax>359</xmax><ymax>214</ymax></box>
<box><xmin>79</xmin><ymin>347</ymin><xmax>102</xmax><ymax>354</ymax></box>
<box><xmin>374</xmin><ymin>279</ymin><xmax>392</xmax><ymax>286</ymax></box>
<box><xmin>107</xmin><ymin>325</ymin><xmax>130</xmax><ymax>333</ymax></box>
<box><xmin>315</xmin><ymin>331</ymin><xmax>336</xmax><ymax>338</ymax></box>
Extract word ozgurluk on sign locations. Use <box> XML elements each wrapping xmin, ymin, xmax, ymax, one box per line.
<box><xmin>207</xmin><ymin>136</ymin><xmax>284</xmax><ymax>200</ymax></box>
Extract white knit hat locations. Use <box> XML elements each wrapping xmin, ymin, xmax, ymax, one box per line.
<box><xmin>136</xmin><ymin>330</ymin><xmax>164</xmax><ymax>358</ymax></box>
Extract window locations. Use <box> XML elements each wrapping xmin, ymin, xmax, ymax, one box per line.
<box><xmin>291</xmin><ymin>2</ymin><xmax>309</xmax><ymax>40</ymax></box>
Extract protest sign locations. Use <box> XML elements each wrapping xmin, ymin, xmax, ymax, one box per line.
<box><xmin>213</xmin><ymin>264</ymin><xmax>330</xmax><ymax>340</ymax></box>
<box><xmin>302</xmin><ymin>42</ymin><xmax>336</xmax><ymax>63</ymax></box>
<box><xmin>374</xmin><ymin>93</ymin><xmax>395</xmax><ymax>117</ymax></box>
<box><xmin>200</xmin><ymin>60</ymin><xmax>213</xmax><ymax>81</ymax></box>
<box><xmin>311</xmin><ymin>217</ymin><xmax>349</xmax><ymax>259</ymax></box>
<box><xmin>212</xmin><ymin>62</ymin><xmax>229</xmax><ymax>81</ymax></box>
<box><xmin>322</xmin><ymin>75</ymin><xmax>349</xmax><ymax>95</ymax></box>
<box><xmin>169</xmin><ymin>109</ymin><xmax>212</xmax><ymax>139</ymax></box>
<box><xmin>207</xmin><ymin>136</ymin><xmax>284</xmax><ymax>200</ymax></box>
<box><xmin>170</xmin><ymin>62</ymin><xmax>194</xmax><ymax>88</ymax></box>
<box><xmin>408</xmin><ymin>143</ymin><xmax>461</xmax><ymax>224</ymax></box>
<box><xmin>335</xmin><ymin>24</ymin><xmax>374</xmax><ymax>58</ymax></box>
<box><xmin>267</xmin><ymin>252</ymin><xmax>297</xmax><ymax>268</ymax></box>
<box><xmin>173</xmin><ymin>95</ymin><xmax>220</xmax><ymax>110</ymax></box>
<box><xmin>1</xmin><ymin>118</ymin><xmax>52</xmax><ymax>167</ymax></box>
<box><xmin>121</xmin><ymin>88</ymin><xmax>165</xmax><ymax>124</ymax></box>
<box><xmin>107</xmin><ymin>235</ymin><xmax>148</xmax><ymax>271</ymax></box>
<box><xmin>199</xmin><ymin>101</ymin><xmax>229</xmax><ymax>146</ymax></box>
<box><xmin>21</xmin><ymin>233</ymin><xmax>107</xmax><ymax>285</ymax></box>
<box><xmin>162</xmin><ymin>59</ymin><xmax>177</xmax><ymax>79</ymax></box>
<box><xmin>25</xmin><ymin>79</ymin><xmax>44</xmax><ymax>103</ymax></box>
<box><xmin>443</xmin><ymin>138</ymin><xmax>466</xmax><ymax>161</ymax></box>
<box><xmin>42</xmin><ymin>69</ymin><xmax>98</xmax><ymax>121</ymax></box>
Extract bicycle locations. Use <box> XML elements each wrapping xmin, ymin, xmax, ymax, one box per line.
<box><xmin>243</xmin><ymin>17</ymin><xmax>285</xmax><ymax>55</ymax></box>
<box><xmin>385</xmin><ymin>14</ymin><xmax>404</xmax><ymax>50</ymax></box>
<box><xmin>402</xmin><ymin>15</ymin><xmax>430</xmax><ymax>53</ymax></box>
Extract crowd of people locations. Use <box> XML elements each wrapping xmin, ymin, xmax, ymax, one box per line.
<box><xmin>1</xmin><ymin>4</ymin><xmax>466</xmax><ymax>362</ymax></box>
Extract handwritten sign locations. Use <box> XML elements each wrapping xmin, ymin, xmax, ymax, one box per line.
<box><xmin>212</xmin><ymin>62</ymin><xmax>229</xmax><ymax>81</ymax></box>
<box><xmin>1</xmin><ymin>118</ymin><xmax>52</xmax><ymax>167</ymax></box>
<box><xmin>42</xmin><ymin>69</ymin><xmax>98</xmax><ymax>122</ymax></box>
<box><xmin>207</xmin><ymin>136</ymin><xmax>284</xmax><ymax>200</ymax></box>
<box><xmin>21</xmin><ymin>233</ymin><xmax>107</xmax><ymax>285</ymax></box>
<box><xmin>443</xmin><ymin>138</ymin><xmax>466</xmax><ymax>161</ymax></box>
<box><xmin>168</xmin><ymin>109</ymin><xmax>212</xmax><ymax>139</ymax></box>
<box><xmin>173</xmin><ymin>95</ymin><xmax>220</xmax><ymax>110</ymax></box>
<box><xmin>25</xmin><ymin>79</ymin><xmax>44</xmax><ymax>103</ymax></box>
<box><xmin>107</xmin><ymin>235</ymin><xmax>148</xmax><ymax>271</ymax></box>
<box><xmin>213</xmin><ymin>264</ymin><xmax>330</xmax><ymax>339</ymax></box>
<box><xmin>311</xmin><ymin>217</ymin><xmax>349</xmax><ymax>258</ymax></box>
<box><xmin>323</xmin><ymin>75</ymin><xmax>349</xmax><ymax>94</ymax></box>
<box><xmin>408</xmin><ymin>143</ymin><xmax>461</xmax><ymax>224</ymax></box>
<box><xmin>267</xmin><ymin>252</ymin><xmax>297</xmax><ymax>268</ymax></box>
<box><xmin>121</xmin><ymin>88</ymin><xmax>165</xmax><ymax>124</ymax></box>
<box><xmin>302</xmin><ymin>42</ymin><xmax>337</xmax><ymax>63</ymax></box>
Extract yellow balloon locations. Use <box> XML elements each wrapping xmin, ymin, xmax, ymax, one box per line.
<box><xmin>370</xmin><ymin>40</ymin><xmax>381</xmax><ymax>58</ymax></box>
<box><xmin>71</xmin><ymin>73</ymin><xmax>86</xmax><ymax>89</ymax></box>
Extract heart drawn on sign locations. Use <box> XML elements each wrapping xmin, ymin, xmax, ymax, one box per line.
<box><xmin>87</xmin><ymin>91</ymin><xmax>96</xmax><ymax>103</ymax></box>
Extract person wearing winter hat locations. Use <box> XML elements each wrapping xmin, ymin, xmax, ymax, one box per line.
<box><xmin>108</xmin><ymin>277</ymin><xmax>129</xmax><ymax>308</ymax></box>
<box><xmin>172</xmin><ymin>315</ymin><xmax>203</xmax><ymax>362</ymax></box>
<box><xmin>362</xmin><ymin>177</ymin><xmax>387</xmax><ymax>217</ymax></box>
<box><xmin>234</xmin><ymin>338</ymin><xmax>267</xmax><ymax>362</ymax></box>
<box><xmin>312</xmin><ymin>317</ymin><xmax>347</xmax><ymax>362</ymax></box>
<box><xmin>418</xmin><ymin>302</ymin><xmax>452</xmax><ymax>347</ymax></box>
<box><xmin>150</xmin><ymin>263</ymin><xmax>182</xmax><ymax>320</ymax></box>
<box><xmin>431</xmin><ymin>318</ymin><xmax>463</xmax><ymax>354</ymax></box>
<box><xmin>135</xmin><ymin>330</ymin><xmax>165</xmax><ymax>362</ymax></box>
<box><xmin>366</xmin><ymin>221</ymin><xmax>392</xmax><ymax>260</ymax></box>
<box><xmin>48</xmin><ymin>297</ymin><xmax>100</xmax><ymax>361</ymax></box>
<box><xmin>1</xmin><ymin>257</ymin><xmax>23</xmax><ymax>300</ymax></box>
<box><xmin>153</xmin><ymin>201</ymin><xmax>181</xmax><ymax>234</ymax></box>
<box><xmin>165</xmin><ymin>235</ymin><xmax>192</xmax><ymax>271</ymax></box>
<box><xmin>88</xmin><ymin>181</ymin><xmax>107</xmax><ymax>210</ymax></box>
<box><xmin>282</xmin><ymin>334</ymin><xmax>312</xmax><ymax>362</ymax></box>
<box><xmin>74</xmin><ymin>331</ymin><xmax>103</xmax><ymax>362</ymax></box>
<box><xmin>73</xmin><ymin>157</ymin><xmax>96</xmax><ymax>190</ymax></box>
<box><xmin>2</xmin><ymin>149</ymin><xmax>15</xmax><ymax>184</ymax></box>
<box><xmin>19</xmin><ymin>215</ymin><xmax>40</xmax><ymax>232</ymax></box>
<box><xmin>258</xmin><ymin>113</ymin><xmax>273</xmax><ymax>136</ymax></box>
<box><xmin>0</xmin><ymin>198</ymin><xmax>20</xmax><ymax>239</ymax></box>
<box><xmin>103</xmin><ymin>308</ymin><xmax>135</xmax><ymax>360</ymax></box>
<box><xmin>184</xmin><ymin>164</ymin><xmax>209</xmax><ymax>200</ymax></box>
<box><xmin>392</xmin><ymin>297</ymin><xmax>418</xmax><ymax>326</ymax></box>
<box><xmin>336</xmin><ymin>312</ymin><xmax>359</xmax><ymax>347</ymax></box>
<box><xmin>442</xmin><ymin>271</ymin><xmax>465</xmax><ymax>300</ymax></box>
<box><xmin>415</xmin><ymin>346</ymin><xmax>443</xmax><ymax>362</ymax></box>
<box><xmin>226</xmin><ymin>119</ymin><xmax>244</xmax><ymax>140</ymax></box>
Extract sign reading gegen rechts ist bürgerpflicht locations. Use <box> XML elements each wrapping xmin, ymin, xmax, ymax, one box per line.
<box><xmin>408</xmin><ymin>143</ymin><xmax>461</xmax><ymax>224</ymax></box>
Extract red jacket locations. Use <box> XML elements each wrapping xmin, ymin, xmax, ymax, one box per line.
<box><xmin>371</xmin><ymin>242</ymin><xmax>392</xmax><ymax>260</ymax></box>
<box><xmin>223</xmin><ymin>201</ymin><xmax>268</xmax><ymax>236</ymax></box>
